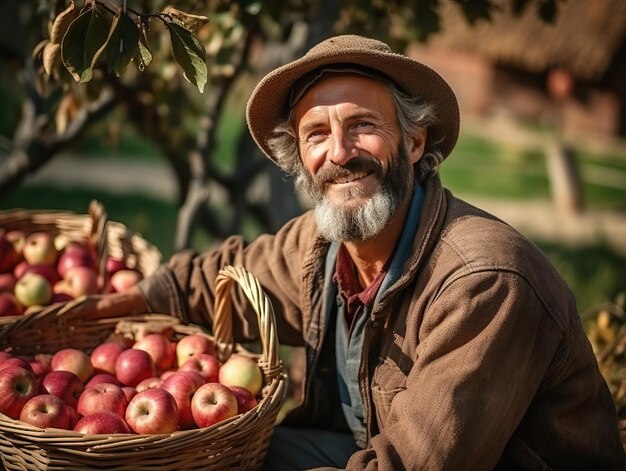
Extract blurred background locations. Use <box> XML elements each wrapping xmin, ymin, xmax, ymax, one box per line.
<box><xmin>1</xmin><ymin>1</ymin><xmax>625</xmax><ymax>355</ymax></box>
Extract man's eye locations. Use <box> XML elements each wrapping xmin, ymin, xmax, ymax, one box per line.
<box><xmin>307</xmin><ymin>131</ymin><xmax>326</xmax><ymax>141</ymax></box>
<box><xmin>355</xmin><ymin>121</ymin><xmax>374</xmax><ymax>129</ymax></box>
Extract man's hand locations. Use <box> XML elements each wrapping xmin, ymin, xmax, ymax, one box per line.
<box><xmin>66</xmin><ymin>286</ymin><xmax>149</xmax><ymax>319</ymax></box>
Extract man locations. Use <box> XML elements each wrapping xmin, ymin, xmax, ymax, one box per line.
<box><xmin>89</xmin><ymin>35</ymin><xmax>625</xmax><ymax>469</ymax></box>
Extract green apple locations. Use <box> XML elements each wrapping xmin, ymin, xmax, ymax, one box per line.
<box><xmin>14</xmin><ymin>273</ymin><xmax>52</xmax><ymax>307</ymax></box>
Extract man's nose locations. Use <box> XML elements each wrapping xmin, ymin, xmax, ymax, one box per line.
<box><xmin>328</xmin><ymin>128</ymin><xmax>358</xmax><ymax>165</ymax></box>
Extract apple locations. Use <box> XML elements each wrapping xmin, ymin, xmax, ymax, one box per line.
<box><xmin>218</xmin><ymin>354</ymin><xmax>263</xmax><ymax>396</ymax></box>
<box><xmin>125</xmin><ymin>388</ymin><xmax>179</xmax><ymax>434</ymax></box>
<box><xmin>191</xmin><ymin>382</ymin><xmax>238</xmax><ymax>428</ymax></box>
<box><xmin>0</xmin><ymin>292</ymin><xmax>23</xmax><ymax>316</ymax></box>
<box><xmin>50</xmin><ymin>292</ymin><xmax>74</xmax><ymax>304</ymax></box>
<box><xmin>160</xmin><ymin>370</ymin><xmax>205</xmax><ymax>430</ymax></box>
<box><xmin>0</xmin><ymin>366</ymin><xmax>38</xmax><ymax>419</ymax></box>
<box><xmin>19</xmin><ymin>394</ymin><xmax>71</xmax><ymax>430</ymax></box>
<box><xmin>90</xmin><ymin>342</ymin><xmax>127</xmax><ymax>376</ymax></box>
<box><xmin>42</xmin><ymin>370</ymin><xmax>83</xmax><ymax>408</ymax></box>
<box><xmin>23</xmin><ymin>232</ymin><xmax>58</xmax><ymax>266</ymax></box>
<box><xmin>18</xmin><ymin>264</ymin><xmax>60</xmax><ymax>286</ymax></box>
<box><xmin>14</xmin><ymin>273</ymin><xmax>52</xmax><ymax>307</ymax></box>
<box><xmin>121</xmin><ymin>386</ymin><xmax>137</xmax><ymax>403</ymax></box>
<box><xmin>0</xmin><ymin>356</ymin><xmax>34</xmax><ymax>373</ymax></box>
<box><xmin>229</xmin><ymin>385</ymin><xmax>258</xmax><ymax>414</ymax></box>
<box><xmin>85</xmin><ymin>373</ymin><xmax>122</xmax><ymax>388</ymax></box>
<box><xmin>109</xmin><ymin>269</ymin><xmax>142</xmax><ymax>293</ymax></box>
<box><xmin>51</xmin><ymin>348</ymin><xmax>94</xmax><ymax>384</ymax></box>
<box><xmin>0</xmin><ymin>273</ymin><xmax>16</xmax><ymax>292</ymax></box>
<box><xmin>74</xmin><ymin>410</ymin><xmax>131</xmax><ymax>435</ymax></box>
<box><xmin>136</xmin><ymin>376</ymin><xmax>163</xmax><ymax>392</ymax></box>
<box><xmin>6</xmin><ymin>230</ymin><xmax>26</xmax><ymax>256</ymax></box>
<box><xmin>57</xmin><ymin>243</ymin><xmax>96</xmax><ymax>278</ymax></box>
<box><xmin>66</xmin><ymin>405</ymin><xmax>79</xmax><ymax>429</ymax></box>
<box><xmin>176</xmin><ymin>334</ymin><xmax>215</xmax><ymax>367</ymax></box>
<box><xmin>0</xmin><ymin>231</ymin><xmax>18</xmax><ymax>273</ymax></box>
<box><xmin>105</xmin><ymin>256</ymin><xmax>128</xmax><ymax>276</ymax></box>
<box><xmin>179</xmin><ymin>353</ymin><xmax>220</xmax><ymax>383</ymax></box>
<box><xmin>12</xmin><ymin>261</ymin><xmax>29</xmax><ymax>279</ymax></box>
<box><xmin>61</xmin><ymin>266</ymin><xmax>99</xmax><ymax>297</ymax></box>
<box><xmin>133</xmin><ymin>333</ymin><xmax>176</xmax><ymax>373</ymax></box>
<box><xmin>77</xmin><ymin>382</ymin><xmax>128</xmax><ymax>418</ymax></box>
<box><xmin>160</xmin><ymin>370</ymin><xmax>177</xmax><ymax>381</ymax></box>
<box><xmin>0</xmin><ymin>351</ymin><xmax>14</xmax><ymax>362</ymax></box>
<box><xmin>115</xmin><ymin>348</ymin><xmax>156</xmax><ymax>387</ymax></box>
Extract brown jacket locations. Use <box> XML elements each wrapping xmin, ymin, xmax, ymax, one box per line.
<box><xmin>139</xmin><ymin>176</ymin><xmax>625</xmax><ymax>470</ymax></box>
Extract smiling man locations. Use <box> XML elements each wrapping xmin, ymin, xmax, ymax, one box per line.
<box><xmin>87</xmin><ymin>35</ymin><xmax>625</xmax><ymax>470</ymax></box>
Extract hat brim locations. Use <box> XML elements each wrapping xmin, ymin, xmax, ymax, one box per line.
<box><xmin>246</xmin><ymin>40</ymin><xmax>460</xmax><ymax>164</ymax></box>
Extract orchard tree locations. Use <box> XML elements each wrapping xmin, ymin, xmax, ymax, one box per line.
<box><xmin>0</xmin><ymin>0</ymin><xmax>562</xmax><ymax>251</ymax></box>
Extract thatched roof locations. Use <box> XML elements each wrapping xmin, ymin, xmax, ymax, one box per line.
<box><xmin>428</xmin><ymin>0</ymin><xmax>626</xmax><ymax>81</ymax></box>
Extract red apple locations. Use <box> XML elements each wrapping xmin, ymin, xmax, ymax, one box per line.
<box><xmin>218</xmin><ymin>354</ymin><xmax>263</xmax><ymax>396</ymax></box>
<box><xmin>90</xmin><ymin>342</ymin><xmax>127</xmax><ymax>376</ymax></box>
<box><xmin>73</xmin><ymin>410</ymin><xmax>131</xmax><ymax>435</ymax></box>
<box><xmin>125</xmin><ymin>388</ymin><xmax>179</xmax><ymax>434</ymax></box>
<box><xmin>179</xmin><ymin>353</ymin><xmax>220</xmax><ymax>383</ymax></box>
<box><xmin>105</xmin><ymin>256</ymin><xmax>128</xmax><ymax>276</ymax></box>
<box><xmin>57</xmin><ymin>243</ymin><xmax>96</xmax><ymax>278</ymax></box>
<box><xmin>191</xmin><ymin>382</ymin><xmax>238</xmax><ymax>428</ymax></box>
<box><xmin>0</xmin><ymin>356</ymin><xmax>34</xmax><ymax>373</ymax></box>
<box><xmin>66</xmin><ymin>405</ymin><xmax>79</xmax><ymax>429</ymax></box>
<box><xmin>61</xmin><ymin>266</ymin><xmax>99</xmax><ymax>297</ymax></box>
<box><xmin>0</xmin><ymin>273</ymin><xmax>16</xmax><ymax>292</ymax></box>
<box><xmin>0</xmin><ymin>351</ymin><xmax>14</xmax><ymax>362</ymax></box>
<box><xmin>160</xmin><ymin>370</ymin><xmax>205</xmax><ymax>430</ymax></box>
<box><xmin>135</xmin><ymin>376</ymin><xmax>162</xmax><ymax>392</ymax></box>
<box><xmin>133</xmin><ymin>333</ymin><xmax>176</xmax><ymax>373</ymax></box>
<box><xmin>176</xmin><ymin>334</ymin><xmax>215</xmax><ymax>367</ymax></box>
<box><xmin>18</xmin><ymin>264</ymin><xmax>60</xmax><ymax>286</ymax></box>
<box><xmin>23</xmin><ymin>232</ymin><xmax>58</xmax><ymax>266</ymax></box>
<box><xmin>0</xmin><ymin>292</ymin><xmax>23</xmax><ymax>316</ymax></box>
<box><xmin>19</xmin><ymin>394</ymin><xmax>71</xmax><ymax>429</ymax></box>
<box><xmin>50</xmin><ymin>292</ymin><xmax>74</xmax><ymax>304</ymax></box>
<box><xmin>6</xmin><ymin>230</ymin><xmax>26</xmax><ymax>256</ymax></box>
<box><xmin>85</xmin><ymin>373</ymin><xmax>122</xmax><ymax>388</ymax></box>
<box><xmin>121</xmin><ymin>386</ymin><xmax>137</xmax><ymax>403</ymax></box>
<box><xmin>0</xmin><ymin>366</ymin><xmax>38</xmax><ymax>419</ymax></box>
<box><xmin>160</xmin><ymin>370</ymin><xmax>177</xmax><ymax>381</ymax></box>
<box><xmin>229</xmin><ymin>385</ymin><xmax>258</xmax><ymax>414</ymax></box>
<box><xmin>51</xmin><ymin>348</ymin><xmax>94</xmax><ymax>384</ymax></box>
<box><xmin>42</xmin><ymin>370</ymin><xmax>83</xmax><ymax>408</ymax></box>
<box><xmin>14</xmin><ymin>272</ymin><xmax>52</xmax><ymax>308</ymax></box>
<box><xmin>115</xmin><ymin>349</ymin><xmax>156</xmax><ymax>387</ymax></box>
<box><xmin>0</xmin><ymin>231</ymin><xmax>18</xmax><ymax>273</ymax></box>
<box><xmin>77</xmin><ymin>382</ymin><xmax>128</xmax><ymax>418</ymax></box>
<box><xmin>109</xmin><ymin>269</ymin><xmax>142</xmax><ymax>293</ymax></box>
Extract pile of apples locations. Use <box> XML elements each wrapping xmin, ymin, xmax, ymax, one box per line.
<box><xmin>0</xmin><ymin>229</ymin><xmax>143</xmax><ymax>316</ymax></box>
<box><xmin>0</xmin><ymin>330</ymin><xmax>262</xmax><ymax>435</ymax></box>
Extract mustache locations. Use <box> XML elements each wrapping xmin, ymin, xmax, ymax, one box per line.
<box><xmin>313</xmin><ymin>155</ymin><xmax>383</xmax><ymax>184</ymax></box>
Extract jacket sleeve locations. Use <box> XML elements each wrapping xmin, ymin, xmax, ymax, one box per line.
<box><xmin>137</xmin><ymin>212</ymin><xmax>318</xmax><ymax>346</ymax></box>
<box><xmin>342</xmin><ymin>270</ymin><xmax>565</xmax><ymax>470</ymax></box>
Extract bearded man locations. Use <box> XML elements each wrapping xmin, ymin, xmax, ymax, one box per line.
<box><xmin>86</xmin><ymin>35</ymin><xmax>625</xmax><ymax>470</ymax></box>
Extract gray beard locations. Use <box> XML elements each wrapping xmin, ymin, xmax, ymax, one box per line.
<box><xmin>295</xmin><ymin>143</ymin><xmax>413</xmax><ymax>242</ymax></box>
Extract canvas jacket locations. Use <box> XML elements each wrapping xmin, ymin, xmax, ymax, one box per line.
<box><xmin>139</xmin><ymin>175</ymin><xmax>625</xmax><ymax>470</ymax></box>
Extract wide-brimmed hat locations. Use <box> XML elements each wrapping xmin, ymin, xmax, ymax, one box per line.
<box><xmin>246</xmin><ymin>34</ymin><xmax>460</xmax><ymax>164</ymax></box>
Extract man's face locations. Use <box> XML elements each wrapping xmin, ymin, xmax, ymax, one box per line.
<box><xmin>292</xmin><ymin>73</ymin><xmax>423</xmax><ymax>241</ymax></box>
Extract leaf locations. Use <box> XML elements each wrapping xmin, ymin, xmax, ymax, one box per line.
<box><xmin>162</xmin><ymin>6</ymin><xmax>209</xmax><ymax>34</ymax></box>
<box><xmin>137</xmin><ymin>24</ymin><xmax>153</xmax><ymax>70</ymax></box>
<box><xmin>61</xmin><ymin>5</ymin><xmax>109</xmax><ymax>83</ymax></box>
<box><xmin>94</xmin><ymin>10</ymin><xmax>140</xmax><ymax>77</ymax></box>
<box><xmin>166</xmin><ymin>21</ymin><xmax>207</xmax><ymax>93</ymax></box>
<box><xmin>43</xmin><ymin>42</ymin><xmax>62</xmax><ymax>76</ymax></box>
<box><xmin>50</xmin><ymin>1</ymin><xmax>78</xmax><ymax>44</ymax></box>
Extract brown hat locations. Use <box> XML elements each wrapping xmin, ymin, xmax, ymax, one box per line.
<box><xmin>246</xmin><ymin>34</ymin><xmax>460</xmax><ymax>164</ymax></box>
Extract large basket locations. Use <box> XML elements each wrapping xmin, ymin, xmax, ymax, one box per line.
<box><xmin>0</xmin><ymin>265</ymin><xmax>287</xmax><ymax>470</ymax></box>
<box><xmin>0</xmin><ymin>200</ymin><xmax>162</xmax><ymax>325</ymax></box>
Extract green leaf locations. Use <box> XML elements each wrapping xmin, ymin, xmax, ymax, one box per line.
<box><xmin>95</xmin><ymin>10</ymin><xmax>140</xmax><ymax>77</ymax></box>
<box><xmin>137</xmin><ymin>23</ymin><xmax>153</xmax><ymax>70</ymax></box>
<box><xmin>61</xmin><ymin>6</ymin><xmax>109</xmax><ymax>83</ymax></box>
<box><xmin>166</xmin><ymin>21</ymin><xmax>207</xmax><ymax>93</ymax></box>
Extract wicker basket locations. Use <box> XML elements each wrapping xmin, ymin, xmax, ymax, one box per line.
<box><xmin>0</xmin><ymin>200</ymin><xmax>162</xmax><ymax>325</ymax></box>
<box><xmin>0</xmin><ymin>265</ymin><xmax>287</xmax><ymax>470</ymax></box>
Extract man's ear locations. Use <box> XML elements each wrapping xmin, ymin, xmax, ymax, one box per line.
<box><xmin>407</xmin><ymin>128</ymin><xmax>427</xmax><ymax>165</ymax></box>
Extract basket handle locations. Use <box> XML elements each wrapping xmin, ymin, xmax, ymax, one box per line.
<box><xmin>88</xmin><ymin>200</ymin><xmax>109</xmax><ymax>288</ymax></box>
<box><xmin>212</xmin><ymin>266</ymin><xmax>280</xmax><ymax>370</ymax></box>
